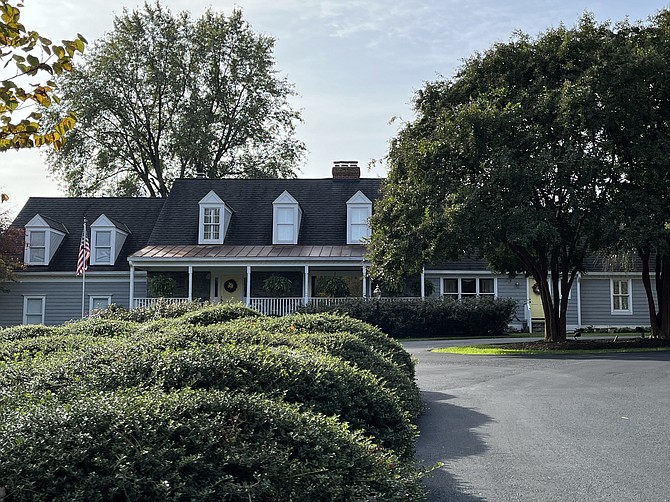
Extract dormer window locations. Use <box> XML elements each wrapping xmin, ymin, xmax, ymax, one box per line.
<box><xmin>90</xmin><ymin>214</ymin><xmax>129</xmax><ymax>266</ymax></box>
<box><xmin>24</xmin><ymin>214</ymin><xmax>67</xmax><ymax>266</ymax></box>
<box><xmin>198</xmin><ymin>191</ymin><xmax>232</xmax><ymax>244</ymax></box>
<box><xmin>346</xmin><ymin>191</ymin><xmax>372</xmax><ymax>244</ymax></box>
<box><xmin>273</xmin><ymin>191</ymin><xmax>302</xmax><ymax>244</ymax></box>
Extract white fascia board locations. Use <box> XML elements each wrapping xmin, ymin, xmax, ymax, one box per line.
<box><xmin>128</xmin><ymin>257</ymin><xmax>368</xmax><ymax>268</ymax></box>
<box><xmin>14</xmin><ymin>271</ymin><xmax>146</xmax><ymax>283</ymax></box>
<box><xmin>424</xmin><ymin>269</ymin><xmax>496</xmax><ymax>275</ymax></box>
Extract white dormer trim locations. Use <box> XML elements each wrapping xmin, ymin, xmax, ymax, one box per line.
<box><xmin>198</xmin><ymin>190</ymin><xmax>233</xmax><ymax>244</ymax></box>
<box><xmin>272</xmin><ymin>191</ymin><xmax>302</xmax><ymax>245</ymax></box>
<box><xmin>90</xmin><ymin>214</ymin><xmax>129</xmax><ymax>266</ymax></box>
<box><xmin>24</xmin><ymin>214</ymin><xmax>66</xmax><ymax>266</ymax></box>
<box><xmin>346</xmin><ymin>191</ymin><xmax>372</xmax><ymax>244</ymax></box>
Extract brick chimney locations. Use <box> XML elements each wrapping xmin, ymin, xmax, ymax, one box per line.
<box><xmin>332</xmin><ymin>160</ymin><xmax>360</xmax><ymax>179</ymax></box>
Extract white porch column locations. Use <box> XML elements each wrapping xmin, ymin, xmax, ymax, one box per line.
<box><xmin>303</xmin><ymin>265</ymin><xmax>309</xmax><ymax>305</ymax></box>
<box><xmin>362</xmin><ymin>264</ymin><xmax>367</xmax><ymax>298</ymax></box>
<box><xmin>420</xmin><ymin>267</ymin><xmax>426</xmax><ymax>300</ymax></box>
<box><xmin>129</xmin><ymin>264</ymin><xmax>135</xmax><ymax>309</ymax></box>
<box><xmin>188</xmin><ymin>266</ymin><xmax>193</xmax><ymax>301</ymax></box>
<box><xmin>576</xmin><ymin>273</ymin><xmax>582</xmax><ymax>329</ymax></box>
<box><xmin>246</xmin><ymin>266</ymin><xmax>251</xmax><ymax>306</ymax></box>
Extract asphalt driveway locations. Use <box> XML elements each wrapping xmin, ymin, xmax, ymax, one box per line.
<box><xmin>403</xmin><ymin>339</ymin><xmax>670</xmax><ymax>502</ymax></box>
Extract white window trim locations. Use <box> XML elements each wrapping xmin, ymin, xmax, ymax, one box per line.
<box><xmin>611</xmin><ymin>278</ymin><xmax>633</xmax><ymax>315</ymax></box>
<box><xmin>442</xmin><ymin>277</ymin><xmax>497</xmax><ymax>299</ymax></box>
<box><xmin>198</xmin><ymin>191</ymin><xmax>232</xmax><ymax>245</ymax></box>
<box><xmin>24</xmin><ymin>214</ymin><xmax>66</xmax><ymax>266</ymax></box>
<box><xmin>273</xmin><ymin>191</ymin><xmax>302</xmax><ymax>245</ymax></box>
<box><xmin>90</xmin><ymin>228</ymin><xmax>114</xmax><ymax>265</ymax></box>
<box><xmin>90</xmin><ymin>214</ymin><xmax>128</xmax><ymax>266</ymax></box>
<box><xmin>346</xmin><ymin>191</ymin><xmax>372</xmax><ymax>244</ymax></box>
<box><xmin>89</xmin><ymin>295</ymin><xmax>112</xmax><ymax>312</ymax></box>
<box><xmin>23</xmin><ymin>295</ymin><xmax>46</xmax><ymax>325</ymax></box>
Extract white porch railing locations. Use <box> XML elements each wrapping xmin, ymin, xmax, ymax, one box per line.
<box><xmin>132</xmin><ymin>296</ymin><xmax>425</xmax><ymax>316</ymax></box>
<box><xmin>249</xmin><ymin>297</ymin><xmax>305</xmax><ymax>316</ymax></box>
<box><xmin>133</xmin><ymin>297</ymin><xmax>191</xmax><ymax>309</ymax></box>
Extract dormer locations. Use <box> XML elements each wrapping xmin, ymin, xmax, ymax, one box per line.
<box><xmin>272</xmin><ymin>191</ymin><xmax>302</xmax><ymax>244</ymax></box>
<box><xmin>90</xmin><ymin>214</ymin><xmax>129</xmax><ymax>266</ymax></box>
<box><xmin>198</xmin><ymin>190</ymin><xmax>233</xmax><ymax>244</ymax></box>
<box><xmin>346</xmin><ymin>191</ymin><xmax>372</xmax><ymax>244</ymax></box>
<box><xmin>24</xmin><ymin>214</ymin><xmax>67</xmax><ymax>265</ymax></box>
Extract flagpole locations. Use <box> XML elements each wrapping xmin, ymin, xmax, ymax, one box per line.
<box><xmin>81</xmin><ymin>219</ymin><xmax>87</xmax><ymax>318</ymax></box>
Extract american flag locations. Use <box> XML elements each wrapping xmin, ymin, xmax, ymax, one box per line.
<box><xmin>76</xmin><ymin>225</ymin><xmax>90</xmax><ymax>276</ymax></box>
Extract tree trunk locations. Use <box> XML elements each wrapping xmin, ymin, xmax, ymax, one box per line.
<box><xmin>640</xmin><ymin>249</ymin><xmax>670</xmax><ymax>339</ymax></box>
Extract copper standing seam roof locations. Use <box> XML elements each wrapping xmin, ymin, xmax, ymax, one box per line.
<box><xmin>129</xmin><ymin>244</ymin><xmax>368</xmax><ymax>261</ymax></box>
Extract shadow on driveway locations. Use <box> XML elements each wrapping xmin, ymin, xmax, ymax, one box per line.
<box><xmin>416</xmin><ymin>390</ymin><xmax>492</xmax><ymax>501</ymax></box>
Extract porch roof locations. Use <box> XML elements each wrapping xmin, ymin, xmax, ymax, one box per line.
<box><xmin>129</xmin><ymin>244</ymin><xmax>368</xmax><ymax>263</ymax></box>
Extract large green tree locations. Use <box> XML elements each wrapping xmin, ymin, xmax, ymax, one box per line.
<box><xmin>593</xmin><ymin>11</ymin><xmax>670</xmax><ymax>339</ymax></box>
<box><xmin>1</xmin><ymin>0</ymin><xmax>85</xmax><ymax>151</ymax></box>
<box><xmin>370</xmin><ymin>15</ymin><xmax>620</xmax><ymax>342</ymax></box>
<box><xmin>44</xmin><ymin>1</ymin><xmax>304</xmax><ymax>197</ymax></box>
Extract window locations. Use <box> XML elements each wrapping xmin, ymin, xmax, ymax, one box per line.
<box><xmin>90</xmin><ymin>296</ymin><xmax>112</xmax><ymax>312</ymax></box>
<box><xmin>346</xmin><ymin>191</ymin><xmax>372</xmax><ymax>244</ymax></box>
<box><xmin>203</xmin><ymin>207</ymin><xmax>221</xmax><ymax>240</ymax></box>
<box><xmin>198</xmin><ymin>191</ymin><xmax>232</xmax><ymax>244</ymax></box>
<box><xmin>28</xmin><ymin>230</ymin><xmax>46</xmax><ymax>264</ymax></box>
<box><xmin>276</xmin><ymin>207</ymin><xmax>295</xmax><ymax>242</ymax></box>
<box><xmin>90</xmin><ymin>214</ymin><xmax>129</xmax><ymax>266</ymax></box>
<box><xmin>94</xmin><ymin>230</ymin><xmax>112</xmax><ymax>264</ymax></box>
<box><xmin>443</xmin><ymin>277</ymin><xmax>496</xmax><ymax>299</ymax></box>
<box><xmin>273</xmin><ymin>191</ymin><xmax>302</xmax><ymax>245</ymax></box>
<box><xmin>611</xmin><ymin>279</ymin><xmax>632</xmax><ymax>314</ymax></box>
<box><xmin>23</xmin><ymin>214</ymin><xmax>66</xmax><ymax>266</ymax></box>
<box><xmin>23</xmin><ymin>296</ymin><xmax>45</xmax><ymax>325</ymax></box>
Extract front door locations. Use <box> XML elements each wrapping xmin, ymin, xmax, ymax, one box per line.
<box><xmin>211</xmin><ymin>273</ymin><xmax>244</xmax><ymax>304</ymax></box>
<box><xmin>528</xmin><ymin>278</ymin><xmax>545</xmax><ymax>332</ymax></box>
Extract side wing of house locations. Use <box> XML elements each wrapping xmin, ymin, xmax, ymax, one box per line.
<box><xmin>1</xmin><ymin>198</ymin><xmax>164</xmax><ymax>326</ymax></box>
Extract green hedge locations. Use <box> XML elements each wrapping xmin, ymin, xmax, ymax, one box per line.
<box><xmin>236</xmin><ymin>313</ymin><xmax>415</xmax><ymax>379</ymax></box>
<box><xmin>2</xmin><ymin>342</ymin><xmax>416</xmax><ymax>457</ymax></box>
<box><xmin>299</xmin><ymin>297</ymin><xmax>518</xmax><ymax>338</ymax></box>
<box><xmin>0</xmin><ymin>388</ymin><xmax>424</xmax><ymax>501</ymax></box>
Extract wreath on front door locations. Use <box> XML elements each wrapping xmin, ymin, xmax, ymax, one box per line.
<box><xmin>224</xmin><ymin>279</ymin><xmax>238</xmax><ymax>293</ymax></box>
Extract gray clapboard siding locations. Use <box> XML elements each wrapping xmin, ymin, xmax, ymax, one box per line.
<box><xmin>580</xmin><ymin>277</ymin><xmax>652</xmax><ymax>327</ymax></box>
<box><xmin>496</xmin><ymin>277</ymin><xmax>528</xmax><ymax>328</ymax></box>
<box><xmin>0</xmin><ymin>275</ymin><xmax>147</xmax><ymax>326</ymax></box>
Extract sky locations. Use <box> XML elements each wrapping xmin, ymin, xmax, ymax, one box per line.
<box><xmin>1</xmin><ymin>0</ymin><xmax>668</xmax><ymax>214</ymax></box>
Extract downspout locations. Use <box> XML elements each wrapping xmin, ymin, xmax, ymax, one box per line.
<box><xmin>188</xmin><ymin>266</ymin><xmax>193</xmax><ymax>302</ymax></box>
<box><xmin>129</xmin><ymin>263</ymin><xmax>135</xmax><ymax>309</ymax></box>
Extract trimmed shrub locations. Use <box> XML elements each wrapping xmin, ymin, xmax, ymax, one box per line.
<box><xmin>91</xmin><ymin>300</ymin><xmax>207</xmax><ymax>323</ymax></box>
<box><xmin>238</xmin><ymin>313</ymin><xmax>415</xmax><ymax>379</ymax></box>
<box><xmin>300</xmin><ymin>297</ymin><xmax>518</xmax><ymax>338</ymax></box>
<box><xmin>177</xmin><ymin>303</ymin><xmax>260</xmax><ymax>326</ymax></box>
<box><xmin>1</xmin><ymin>343</ymin><xmax>416</xmax><ymax>457</ymax></box>
<box><xmin>0</xmin><ymin>388</ymin><xmax>425</xmax><ymax>501</ymax></box>
<box><xmin>191</xmin><ymin>322</ymin><xmax>423</xmax><ymax>418</ymax></box>
<box><xmin>0</xmin><ymin>324</ymin><xmax>59</xmax><ymax>342</ymax></box>
<box><xmin>0</xmin><ymin>334</ymin><xmax>119</xmax><ymax>363</ymax></box>
<box><xmin>59</xmin><ymin>318</ymin><xmax>139</xmax><ymax>338</ymax></box>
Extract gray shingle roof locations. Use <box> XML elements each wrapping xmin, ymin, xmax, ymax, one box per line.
<box><xmin>12</xmin><ymin>197</ymin><xmax>166</xmax><ymax>272</ymax></box>
<box><xmin>148</xmin><ymin>178</ymin><xmax>383</xmax><ymax>246</ymax></box>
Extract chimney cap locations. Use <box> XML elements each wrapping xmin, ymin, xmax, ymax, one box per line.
<box><xmin>332</xmin><ymin>160</ymin><xmax>360</xmax><ymax>179</ymax></box>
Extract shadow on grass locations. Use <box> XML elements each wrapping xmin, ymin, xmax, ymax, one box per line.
<box><xmin>415</xmin><ymin>390</ymin><xmax>492</xmax><ymax>502</ymax></box>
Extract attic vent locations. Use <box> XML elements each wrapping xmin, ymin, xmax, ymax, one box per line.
<box><xmin>332</xmin><ymin>160</ymin><xmax>360</xmax><ymax>179</ymax></box>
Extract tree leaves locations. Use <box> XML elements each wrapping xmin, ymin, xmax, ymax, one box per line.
<box><xmin>0</xmin><ymin>0</ymin><xmax>86</xmax><ymax>151</ymax></box>
<box><xmin>43</xmin><ymin>1</ymin><xmax>304</xmax><ymax>197</ymax></box>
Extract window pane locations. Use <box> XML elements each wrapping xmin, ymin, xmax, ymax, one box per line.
<box><xmin>479</xmin><ymin>278</ymin><xmax>494</xmax><ymax>294</ymax></box>
<box><xmin>444</xmin><ymin>279</ymin><xmax>458</xmax><ymax>294</ymax></box>
<box><xmin>91</xmin><ymin>297</ymin><xmax>110</xmax><ymax>310</ymax></box>
<box><xmin>461</xmin><ymin>279</ymin><xmax>476</xmax><ymax>295</ymax></box>
<box><xmin>96</xmin><ymin>231</ymin><xmax>111</xmax><ymax>246</ymax></box>
<box><xmin>350</xmin><ymin>223</ymin><xmax>369</xmax><ymax>243</ymax></box>
<box><xmin>350</xmin><ymin>207</ymin><xmax>369</xmax><ymax>225</ymax></box>
<box><xmin>619</xmin><ymin>281</ymin><xmax>628</xmax><ymax>295</ymax></box>
<box><xmin>277</xmin><ymin>207</ymin><xmax>294</xmax><ymax>224</ymax></box>
<box><xmin>620</xmin><ymin>297</ymin><xmax>629</xmax><ymax>310</ymax></box>
<box><xmin>26</xmin><ymin>314</ymin><xmax>43</xmax><ymax>325</ymax></box>
<box><xmin>26</xmin><ymin>298</ymin><xmax>43</xmax><ymax>314</ymax></box>
<box><xmin>204</xmin><ymin>207</ymin><xmax>220</xmax><ymax>224</ymax></box>
<box><xmin>30</xmin><ymin>248</ymin><xmax>45</xmax><ymax>263</ymax></box>
<box><xmin>277</xmin><ymin>224</ymin><xmax>294</xmax><ymax>241</ymax></box>
<box><xmin>96</xmin><ymin>247</ymin><xmax>111</xmax><ymax>262</ymax></box>
<box><xmin>30</xmin><ymin>231</ymin><xmax>45</xmax><ymax>246</ymax></box>
<box><xmin>204</xmin><ymin>225</ymin><xmax>219</xmax><ymax>240</ymax></box>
